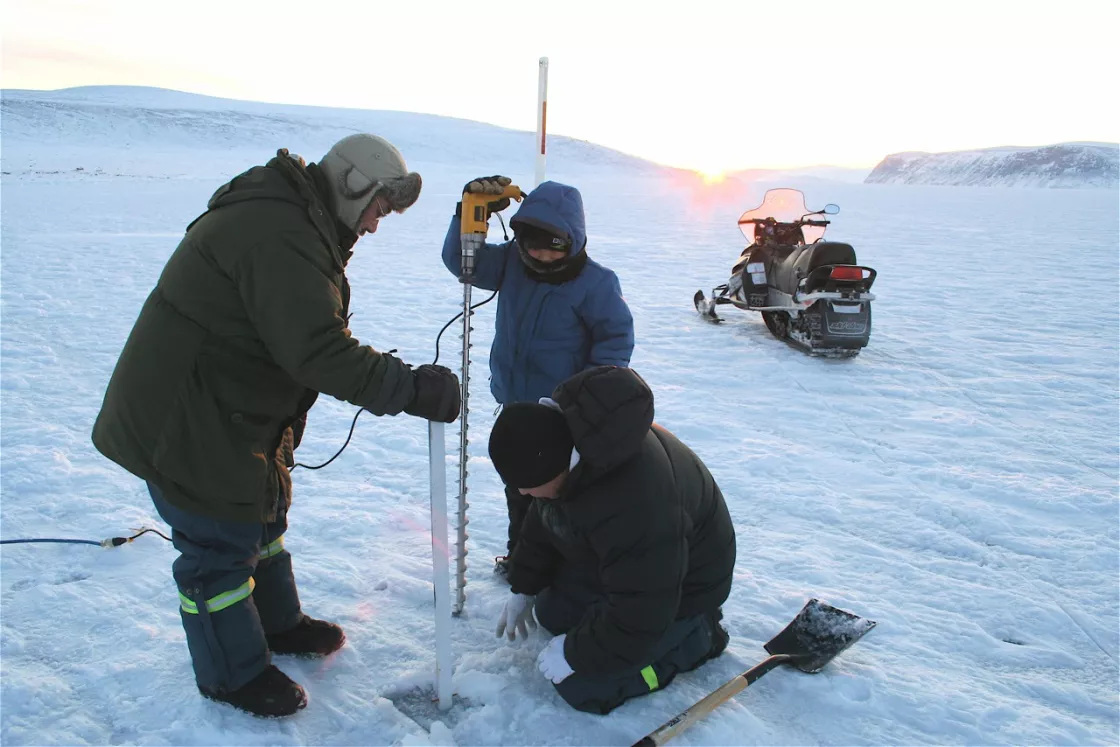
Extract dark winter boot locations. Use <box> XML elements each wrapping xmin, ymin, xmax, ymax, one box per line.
<box><xmin>266</xmin><ymin>614</ymin><xmax>345</xmax><ymax>657</ymax></box>
<box><xmin>199</xmin><ymin>664</ymin><xmax>307</xmax><ymax>718</ymax></box>
<box><xmin>708</xmin><ymin>608</ymin><xmax>730</xmax><ymax>659</ymax></box>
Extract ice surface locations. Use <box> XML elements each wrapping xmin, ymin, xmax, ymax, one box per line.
<box><xmin>2</xmin><ymin>87</ymin><xmax>1117</xmax><ymax>746</ymax></box>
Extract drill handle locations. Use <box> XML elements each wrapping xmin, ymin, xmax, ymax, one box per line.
<box><xmin>460</xmin><ymin>185</ymin><xmax>524</xmax><ymax>236</ymax></box>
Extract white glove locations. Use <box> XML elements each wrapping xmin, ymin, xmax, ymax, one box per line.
<box><xmin>495</xmin><ymin>592</ymin><xmax>537</xmax><ymax>641</ymax></box>
<box><xmin>537</xmin><ymin>633</ymin><xmax>574</xmax><ymax>684</ymax></box>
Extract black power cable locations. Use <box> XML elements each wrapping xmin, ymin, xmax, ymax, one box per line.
<box><xmin>1</xmin><ymin>527</ymin><xmax>172</xmax><ymax>548</ymax></box>
<box><xmin>294</xmin><ymin>213</ymin><xmax>510</xmax><ymax>472</ymax></box>
<box><xmin>291</xmin><ymin>288</ymin><xmax>498</xmax><ymax>472</ymax></box>
<box><xmin>3</xmin><ymin>214</ymin><xmax>513</xmax><ymax>546</ymax></box>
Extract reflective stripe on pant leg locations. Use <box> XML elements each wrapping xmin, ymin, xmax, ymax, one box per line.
<box><xmin>255</xmin><ymin>503</ymin><xmax>302</xmax><ymax>634</ymax></box>
<box><xmin>552</xmin><ymin>618</ymin><xmax>707</xmax><ymax>715</ymax></box>
<box><xmin>181</xmin><ymin>578</ymin><xmax>254</xmax><ymax>685</ymax></box>
<box><xmin>183</xmin><ymin>582</ymin><xmax>271</xmax><ymax>694</ymax></box>
<box><xmin>259</xmin><ymin>536</ymin><xmax>285</xmax><ymax>560</ymax></box>
<box><xmin>183</xmin><ymin>586</ymin><xmax>231</xmax><ymax>692</ymax></box>
<box><xmin>180</xmin><ymin>581</ymin><xmax>269</xmax><ymax>692</ymax></box>
<box><xmin>180</xmin><ymin>578</ymin><xmax>257</xmax><ymax>614</ymax></box>
<box><xmin>148</xmin><ymin>486</ymin><xmax>268</xmax><ymax>691</ymax></box>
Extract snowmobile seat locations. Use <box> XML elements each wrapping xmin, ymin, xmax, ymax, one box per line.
<box><xmin>773</xmin><ymin>241</ymin><xmax>857</xmax><ymax>291</ymax></box>
<box><xmin>804</xmin><ymin>241</ymin><xmax>857</xmax><ymax>270</ymax></box>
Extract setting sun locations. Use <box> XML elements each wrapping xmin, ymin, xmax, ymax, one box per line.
<box><xmin>699</xmin><ymin>169</ymin><xmax>727</xmax><ymax>185</ymax></box>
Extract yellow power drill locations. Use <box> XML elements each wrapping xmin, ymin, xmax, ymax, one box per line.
<box><xmin>459</xmin><ymin>184</ymin><xmax>525</xmax><ymax>280</ymax></box>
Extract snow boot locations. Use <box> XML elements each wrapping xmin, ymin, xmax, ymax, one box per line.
<box><xmin>707</xmin><ymin>608</ymin><xmax>730</xmax><ymax>659</ymax></box>
<box><xmin>266</xmin><ymin>614</ymin><xmax>345</xmax><ymax>657</ymax></box>
<box><xmin>199</xmin><ymin>664</ymin><xmax>307</xmax><ymax>718</ymax></box>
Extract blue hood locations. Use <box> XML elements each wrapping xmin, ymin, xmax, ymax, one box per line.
<box><xmin>509</xmin><ymin>181</ymin><xmax>587</xmax><ymax>256</ymax></box>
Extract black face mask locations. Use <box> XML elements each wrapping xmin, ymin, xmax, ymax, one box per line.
<box><xmin>517</xmin><ymin>239</ymin><xmax>588</xmax><ymax>284</ymax></box>
<box><xmin>514</xmin><ymin>224</ymin><xmax>587</xmax><ymax>283</ymax></box>
<box><xmin>516</xmin><ymin>225</ymin><xmax>570</xmax><ymax>265</ymax></box>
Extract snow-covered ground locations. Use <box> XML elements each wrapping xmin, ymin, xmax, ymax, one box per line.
<box><xmin>2</xmin><ymin>89</ymin><xmax>1118</xmax><ymax>746</ymax></box>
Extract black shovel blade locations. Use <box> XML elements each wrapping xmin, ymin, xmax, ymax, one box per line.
<box><xmin>763</xmin><ymin>599</ymin><xmax>876</xmax><ymax>673</ymax></box>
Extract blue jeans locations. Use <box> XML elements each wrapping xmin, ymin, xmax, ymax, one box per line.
<box><xmin>149</xmin><ymin>483</ymin><xmax>302</xmax><ymax>692</ymax></box>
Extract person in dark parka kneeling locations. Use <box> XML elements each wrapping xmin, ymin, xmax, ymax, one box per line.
<box><xmin>488</xmin><ymin>366</ymin><xmax>736</xmax><ymax>714</ymax></box>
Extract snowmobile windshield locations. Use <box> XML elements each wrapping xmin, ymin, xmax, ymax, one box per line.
<box><xmin>737</xmin><ymin>188</ymin><xmax>828</xmax><ymax>244</ymax></box>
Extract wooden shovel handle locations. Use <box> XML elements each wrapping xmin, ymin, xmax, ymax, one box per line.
<box><xmin>631</xmin><ymin>655</ymin><xmax>793</xmax><ymax>747</ymax></box>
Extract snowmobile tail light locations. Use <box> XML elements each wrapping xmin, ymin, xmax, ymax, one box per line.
<box><xmin>830</xmin><ymin>267</ymin><xmax>865</xmax><ymax>281</ymax></box>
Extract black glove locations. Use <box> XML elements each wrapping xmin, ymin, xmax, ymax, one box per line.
<box><xmin>405</xmin><ymin>364</ymin><xmax>461</xmax><ymax>423</ymax></box>
<box><xmin>461</xmin><ymin>175</ymin><xmax>513</xmax><ymax>217</ymax></box>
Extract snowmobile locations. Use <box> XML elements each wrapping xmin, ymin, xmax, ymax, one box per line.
<box><xmin>694</xmin><ymin>188</ymin><xmax>876</xmax><ymax>357</ymax></box>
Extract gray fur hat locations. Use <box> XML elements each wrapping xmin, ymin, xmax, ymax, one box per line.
<box><xmin>318</xmin><ymin>134</ymin><xmax>422</xmax><ymax>232</ymax></box>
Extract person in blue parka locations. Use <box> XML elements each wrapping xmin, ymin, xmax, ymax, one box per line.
<box><xmin>442</xmin><ymin>176</ymin><xmax>635</xmax><ymax>576</ymax></box>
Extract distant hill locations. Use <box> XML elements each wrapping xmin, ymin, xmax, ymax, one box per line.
<box><xmin>865</xmin><ymin>142</ymin><xmax>1119</xmax><ymax>188</ymax></box>
<box><xmin>0</xmin><ymin>85</ymin><xmax>673</xmax><ymax>179</ymax></box>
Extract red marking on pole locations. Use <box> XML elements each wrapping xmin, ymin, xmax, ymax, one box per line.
<box><xmin>540</xmin><ymin>101</ymin><xmax>547</xmax><ymax>155</ymax></box>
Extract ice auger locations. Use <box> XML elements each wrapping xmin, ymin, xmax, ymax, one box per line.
<box><xmin>453</xmin><ymin>183</ymin><xmax>524</xmax><ymax>615</ymax></box>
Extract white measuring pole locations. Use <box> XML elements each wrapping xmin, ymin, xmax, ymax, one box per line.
<box><xmin>428</xmin><ymin>420</ymin><xmax>453</xmax><ymax>710</ymax></box>
<box><xmin>535</xmin><ymin>57</ymin><xmax>549</xmax><ymax>187</ymax></box>
<box><xmin>450</xmin><ymin>56</ymin><xmax>549</xmax><ymax>620</ymax></box>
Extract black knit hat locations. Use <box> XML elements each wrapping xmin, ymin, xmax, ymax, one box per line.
<box><xmin>488</xmin><ymin>403</ymin><xmax>574</xmax><ymax>489</ymax></box>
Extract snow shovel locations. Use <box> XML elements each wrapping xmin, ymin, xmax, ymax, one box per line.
<box><xmin>632</xmin><ymin>599</ymin><xmax>876</xmax><ymax>746</ymax></box>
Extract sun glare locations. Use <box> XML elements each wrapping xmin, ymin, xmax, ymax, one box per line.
<box><xmin>699</xmin><ymin>169</ymin><xmax>726</xmax><ymax>185</ymax></box>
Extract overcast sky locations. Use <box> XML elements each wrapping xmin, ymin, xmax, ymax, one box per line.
<box><xmin>3</xmin><ymin>0</ymin><xmax>1117</xmax><ymax>173</ymax></box>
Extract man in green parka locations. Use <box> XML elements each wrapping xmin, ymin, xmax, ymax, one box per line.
<box><xmin>91</xmin><ymin>134</ymin><xmax>460</xmax><ymax>717</ymax></box>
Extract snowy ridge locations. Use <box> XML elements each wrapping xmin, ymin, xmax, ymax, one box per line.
<box><xmin>0</xmin><ymin>86</ymin><xmax>672</xmax><ymax>179</ymax></box>
<box><xmin>865</xmin><ymin>142</ymin><xmax>1119</xmax><ymax>188</ymax></box>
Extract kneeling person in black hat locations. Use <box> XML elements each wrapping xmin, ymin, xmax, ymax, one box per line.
<box><xmin>488</xmin><ymin>366</ymin><xmax>736</xmax><ymax>715</ymax></box>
